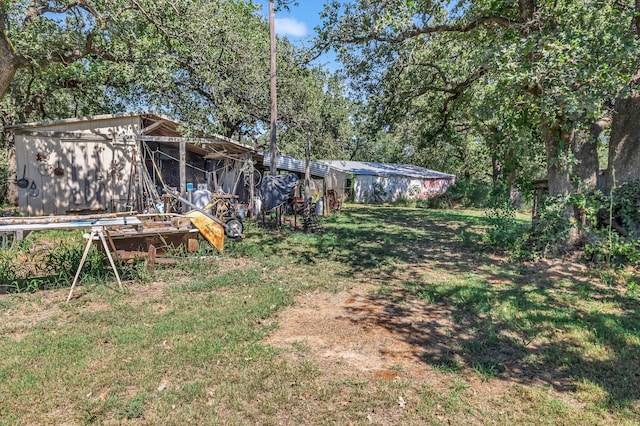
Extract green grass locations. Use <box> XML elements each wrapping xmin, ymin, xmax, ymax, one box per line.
<box><xmin>0</xmin><ymin>204</ymin><xmax>638</xmax><ymax>424</ymax></box>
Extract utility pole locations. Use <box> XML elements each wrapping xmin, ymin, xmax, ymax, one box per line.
<box><xmin>269</xmin><ymin>0</ymin><xmax>277</xmax><ymax>177</ymax></box>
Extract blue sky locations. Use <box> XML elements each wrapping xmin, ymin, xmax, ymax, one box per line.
<box><xmin>253</xmin><ymin>1</ymin><xmax>325</xmax><ymax>39</ymax></box>
<box><xmin>253</xmin><ymin>1</ymin><xmax>340</xmax><ymax>71</ymax></box>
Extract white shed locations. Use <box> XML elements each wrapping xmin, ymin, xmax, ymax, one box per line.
<box><xmin>6</xmin><ymin>112</ymin><xmax>261</xmax><ymax>216</ymax></box>
<box><xmin>321</xmin><ymin>161</ymin><xmax>456</xmax><ymax>203</ymax></box>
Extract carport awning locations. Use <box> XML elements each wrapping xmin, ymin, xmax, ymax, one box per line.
<box><xmin>136</xmin><ymin>134</ymin><xmax>259</xmax><ymax>159</ymax></box>
<box><xmin>263</xmin><ymin>153</ymin><xmax>330</xmax><ymax>178</ymax></box>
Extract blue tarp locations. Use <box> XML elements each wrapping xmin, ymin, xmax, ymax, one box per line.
<box><xmin>260</xmin><ymin>173</ymin><xmax>299</xmax><ymax>212</ymax></box>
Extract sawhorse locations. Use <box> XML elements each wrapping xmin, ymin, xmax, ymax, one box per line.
<box><xmin>66</xmin><ymin>226</ymin><xmax>124</xmax><ymax>302</ymax></box>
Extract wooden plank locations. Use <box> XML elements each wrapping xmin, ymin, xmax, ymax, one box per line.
<box><xmin>0</xmin><ymin>216</ymin><xmax>141</xmax><ymax>233</ymax></box>
<box><xmin>140</xmin><ymin>120</ymin><xmax>165</xmax><ymax>135</ymax></box>
<box><xmin>109</xmin><ymin>227</ymin><xmax>193</xmax><ymax>236</ymax></box>
<box><xmin>0</xmin><ymin>211</ymin><xmax>136</xmax><ymax>226</ymax></box>
<box><xmin>107</xmin><ymin>229</ymin><xmax>198</xmax><ymax>253</ymax></box>
<box><xmin>171</xmin><ymin>216</ymin><xmax>192</xmax><ymax>229</ymax></box>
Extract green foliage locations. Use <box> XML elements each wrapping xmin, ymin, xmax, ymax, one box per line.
<box><xmin>45</xmin><ymin>245</ymin><xmax>86</xmax><ymax>284</ymax></box>
<box><xmin>522</xmin><ymin>180</ymin><xmax>640</xmax><ymax>267</ymax></box>
<box><xmin>0</xmin><ymin>231</ymin><xmax>126</xmax><ymax>293</ymax></box>
<box><xmin>585</xmin><ymin>236</ymin><xmax>640</xmax><ymax>269</ymax></box>
<box><xmin>0</xmin><ymin>247</ymin><xmax>20</xmax><ymax>284</ymax></box>
<box><xmin>529</xmin><ymin>194</ymin><xmax>576</xmax><ymax>256</ymax></box>
<box><xmin>453</xmin><ymin>178</ymin><xmax>494</xmax><ymax>208</ymax></box>
<box><xmin>581</xmin><ymin>181</ymin><xmax>640</xmax><ymax>269</ymax></box>
<box><xmin>317</xmin><ymin>0</ymin><xmax>638</xmax><ymax>250</ymax></box>
<box><xmin>1</xmin><ymin>0</ymin><xmax>354</xmax><ymax>162</ymax></box>
<box><xmin>0</xmin><ymin>145</ymin><xmax>10</xmax><ymax>203</ymax></box>
<box><xmin>610</xmin><ymin>180</ymin><xmax>640</xmax><ymax>239</ymax></box>
<box><xmin>483</xmin><ymin>204</ymin><xmax>527</xmax><ymax>252</ymax></box>
<box><xmin>472</xmin><ymin>360</ymin><xmax>504</xmax><ymax>381</ymax></box>
<box><xmin>116</xmin><ymin>394</ymin><xmax>147</xmax><ymax>420</ymax></box>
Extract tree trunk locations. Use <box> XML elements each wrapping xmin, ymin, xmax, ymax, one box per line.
<box><xmin>570</xmin><ymin>114</ymin><xmax>610</xmax><ymax>193</ymax></box>
<box><xmin>542</xmin><ymin>123</ymin><xmax>581</xmax><ymax>248</ymax></box>
<box><xmin>571</xmin><ymin>129</ymin><xmax>599</xmax><ymax>192</ymax></box>
<box><xmin>5</xmin><ymin>146</ymin><xmax>18</xmax><ymax>206</ymax></box>
<box><xmin>543</xmin><ymin>124</ymin><xmax>574</xmax><ymax>195</ymax></box>
<box><xmin>606</xmin><ymin>94</ymin><xmax>640</xmax><ymax>193</ymax></box>
<box><xmin>507</xmin><ymin>168</ymin><xmax>521</xmax><ymax>208</ymax></box>
<box><xmin>0</xmin><ymin>30</ymin><xmax>23</xmax><ymax>100</ymax></box>
<box><xmin>490</xmin><ymin>147</ymin><xmax>501</xmax><ymax>185</ymax></box>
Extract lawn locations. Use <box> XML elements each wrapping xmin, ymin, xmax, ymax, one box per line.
<box><xmin>0</xmin><ymin>204</ymin><xmax>638</xmax><ymax>425</ymax></box>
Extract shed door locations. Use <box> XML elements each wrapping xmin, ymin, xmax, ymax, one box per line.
<box><xmin>64</xmin><ymin>141</ymin><xmax>107</xmax><ymax>212</ymax></box>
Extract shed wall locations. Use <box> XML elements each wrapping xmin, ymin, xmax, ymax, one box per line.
<box><xmin>15</xmin><ymin>116</ymin><xmax>140</xmax><ymax>215</ymax></box>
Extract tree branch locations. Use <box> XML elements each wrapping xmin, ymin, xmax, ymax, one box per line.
<box><xmin>23</xmin><ymin>1</ymin><xmax>82</xmax><ymax>28</ymax></box>
<box><xmin>348</xmin><ymin>16</ymin><xmax>517</xmax><ymax>45</ymax></box>
<box><xmin>399</xmin><ymin>66</ymin><xmax>487</xmax><ymax>100</ymax></box>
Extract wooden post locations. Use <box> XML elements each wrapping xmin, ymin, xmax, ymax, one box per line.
<box><xmin>135</xmin><ymin>146</ymin><xmax>144</xmax><ymax>212</ymax></box>
<box><xmin>212</xmin><ymin>161</ymin><xmax>219</xmax><ymax>191</ymax></box>
<box><xmin>248</xmin><ymin>153</ymin><xmax>255</xmax><ymax>217</ymax></box>
<box><xmin>323</xmin><ymin>178</ymin><xmax>327</xmax><ymax>217</ymax></box>
<box><xmin>179</xmin><ymin>139</ymin><xmax>186</xmax><ymax>199</ymax></box>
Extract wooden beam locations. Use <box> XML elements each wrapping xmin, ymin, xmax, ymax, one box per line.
<box><xmin>204</xmin><ymin>153</ymin><xmax>242</xmax><ymax>160</ymax></box>
<box><xmin>136</xmin><ymin>134</ymin><xmax>250</xmax><ymax>148</ymax></box>
<box><xmin>140</xmin><ymin>120</ymin><xmax>166</xmax><ymax>135</ymax></box>
<box><xmin>179</xmin><ymin>139</ymin><xmax>186</xmax><ymax>198</ymax></box>
<box><xmin>248</xmin><ymin>153</ymin><xmax>255</xmax><ymax>217</ymax></box>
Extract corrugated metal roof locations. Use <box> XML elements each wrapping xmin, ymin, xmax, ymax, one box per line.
<box><xmin>321</xmin><ymin>161</ymin><xmax>456</xmax><ymax>179</ymax></box>
<box><xmin>263</xmin><ymin>153</ymin><xmax>330</xmax><ymax>178</ymax></box>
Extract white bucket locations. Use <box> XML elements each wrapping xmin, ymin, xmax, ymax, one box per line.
<box><xmin>315</xmin><ymin>197</ymin><xmax>324</xmax><ymax>216</ymax></box>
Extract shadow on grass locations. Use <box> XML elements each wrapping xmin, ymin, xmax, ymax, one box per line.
<box><xmin>313</xmin><ymin>206</ymin><xmax>640</xmax><ymax>411</ymax></box>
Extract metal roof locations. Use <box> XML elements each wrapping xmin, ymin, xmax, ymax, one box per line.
<box><xmin>3</xmin><ymin>111</ymin><xmax>175</xmax><ymax>130</ymax></box>
<box><xmin>263</xmin><ymin>153</ymin><xmax>330</xmax><ymax>178</ymax></box>
<box><xmin>5</xmin><ymin>111</ymin><xmax>260</xmax><ymax>158</ymax></box>
<box><xmin>320</xmin><ymin>161</ymin><xmax>456</xmax><ymax>179</ymax></box>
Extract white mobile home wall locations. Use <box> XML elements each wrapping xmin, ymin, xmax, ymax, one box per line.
<box><xmin>325</xmin><ymin>169</ymin><xmax>454</xmax><ymax>202</ymax></box>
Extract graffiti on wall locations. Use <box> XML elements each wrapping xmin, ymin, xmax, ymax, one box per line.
<box><xmin>353</xmin><ymin>176</ymin><xmax>456</xmax><ymax>202</ymax></box>
<box><xmin>418</xmin><ymin>178</ymin><xmax>455</xmax><ymax>199</ymax></box>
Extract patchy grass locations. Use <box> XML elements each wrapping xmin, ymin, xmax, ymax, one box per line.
<box><xmin>0</xmin><ymin>204</ymin><xmax>638</xmax><ymax>425</ymax></box>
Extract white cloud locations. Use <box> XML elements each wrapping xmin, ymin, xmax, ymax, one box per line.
<box><xmin>275</xmin><ymin>17</ymin><xmax>308</xmax><ymax>37</ymax></box>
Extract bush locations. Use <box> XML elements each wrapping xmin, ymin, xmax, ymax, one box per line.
<box><xmin>523</xmin><ymin>181</ymin><xmax>640</xmax><ymax>266</ymax></box>
<box><xmin>585</xmin><ymin>235</ymin><xmax>640</xmax><ymax>267</ymax></box>
<box><xmin>483</xmin><ymin>203</ymin><xmax>528</xmax><ymax>252</ymax></box>
<box><xmin>608</xmin><ymin>179</ymin><xmax>640</xmax><ymax>239</ymax></box>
